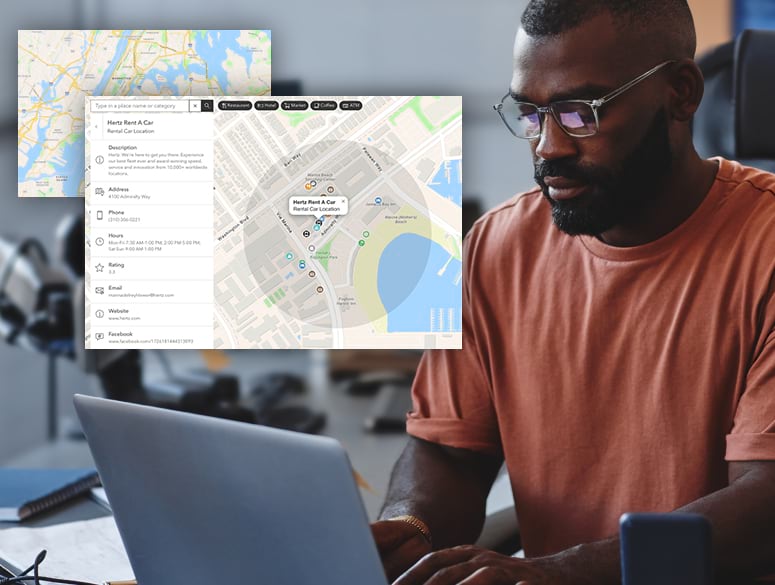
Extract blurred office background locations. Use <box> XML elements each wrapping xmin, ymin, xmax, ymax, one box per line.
<box><xmin>0</xmin><ymin>0</ymin><xmax>763</xmax><ymax>463</ymax></box>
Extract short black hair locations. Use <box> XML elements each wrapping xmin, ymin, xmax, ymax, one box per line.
<box><xmin>521</xmin><ymin>0</ymin><xmax>696</xmax><ymax>58</ymax></box>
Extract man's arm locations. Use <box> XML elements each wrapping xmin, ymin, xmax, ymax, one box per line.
<box><xmin>534</xmin><ymin>460</ymin><xmax>775</xmax><ymax>584</ymax></box>
<box><xmin>679</xmin><ymin>460</ymin><xmax>775</xmax><ymax>579</ymax></box>
<box><xmin>372</xmin><ymin>437</ymin><xmax>503</xmax><ymax>580</ymax></box>
<box><xmin>392</xmin><ymin>460</ymin><xmax>775</xmax><ymax>585</ymax></box>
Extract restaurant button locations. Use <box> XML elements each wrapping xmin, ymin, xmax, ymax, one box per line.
<box><xmin>218</xmin><ymin>100</ymin><xmax>252</xmax><ymax>111</ymax></box>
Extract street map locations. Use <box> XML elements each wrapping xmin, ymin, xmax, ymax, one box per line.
<box><xmin>213</xmin><ymin>96</ymin><xmax>463</xmax><ymax>349</ymax></box>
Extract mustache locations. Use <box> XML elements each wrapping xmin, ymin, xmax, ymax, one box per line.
<box><xmin>534</xmin><ymin>159</ymin><xmax>597</xmax><ymax>184</ymax></box>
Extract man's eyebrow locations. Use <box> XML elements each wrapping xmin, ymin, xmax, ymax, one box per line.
<box><xmin>509</xmin><ymin>84</ymin><xmax>614</xmax><ymax>104</ymax></box>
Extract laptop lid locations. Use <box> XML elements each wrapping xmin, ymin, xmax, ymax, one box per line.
<box><xmin>74</xmin><ymin>394</ymin><xmax>388</xmax><ymax>585</ymax></box>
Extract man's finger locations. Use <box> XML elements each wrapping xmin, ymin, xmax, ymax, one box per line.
<box><xmin>393</xmin><ymin>547</ymin><xmax>480</xmax><ymax>585</ymax></box>
<box><xmin>456</xmin><ymin>565</ymin><xmax>518</xmax><ymax>584</ymax></box>
<box><xmin>424</xmin><ymin>562</ymin><xmax>500</xmax><ymax>585</ymax></box>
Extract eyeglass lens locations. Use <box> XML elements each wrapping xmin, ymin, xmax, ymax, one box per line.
<box><xmin>503</xmin><ymin>100</ymin><xmax>598</xmax><ymax>137</ymax></box>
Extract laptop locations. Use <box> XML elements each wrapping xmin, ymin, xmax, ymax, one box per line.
<box><xmin>73</xmin><ymin>394</ymin><xmax>389</xmax><ymax>585</ymax></box>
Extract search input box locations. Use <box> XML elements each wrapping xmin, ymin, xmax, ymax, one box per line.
<box><xmin>89</xmin><ymin>99</ymin><xmax>193</xmax><ymax>113</ymax></box>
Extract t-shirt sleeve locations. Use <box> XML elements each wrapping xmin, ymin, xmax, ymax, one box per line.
<box><xmin>406</xmin><ymin>225</ymin><xmax>502</xmax><ymax>455</ymax></box>
<box><xmin>726</xmin><ymin>283</ymin><xmax>775</xmax><ymax>461</ymax></box>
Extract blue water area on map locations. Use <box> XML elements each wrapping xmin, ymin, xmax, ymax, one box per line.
<box><xmin>59</xmin><ymin>139</ymin><xmax>84</xmax><ymax>196</ymax></box>
<box><xmin>40</xmin><ymin>80</ymin><xmax>57</xmax><ymax>102</ymax></box>
<box><xmin>18</xmin><ymin>119</ymin><xmax>52</xmax><ymax>183</ymax></box>
<box><xmin>141</xmin><ymin>60</ymin><xmax>207</xmax><ymax>94</ymax></box>
<box><xmin>427</xmin><ymin>159</ymin><xmax>462</xmax><ymax>206</ymax></box>
<box><xmin>66</xmin><ymin>64</ymin><xmax>82</xmax><ymax>78</ymax></box>
<box><xmin>19</xmin><ymin>131</ymin><xmax>84</xmax><ymax>196</ymax></box>
<box><xmin>193</xmin><ymin>30</ymin><xmax>259</xmax><ymax>93</ymax></box>
<box><xmin>377</xmin><ymin>234</ymin><xmax>462</xmax><ymax>333</ymax></box>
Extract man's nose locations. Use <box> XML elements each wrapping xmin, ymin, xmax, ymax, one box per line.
<box><xmin>534</xmin><ymin>111</ymin><xmax>579</xmax><ymax>161</ymax></box>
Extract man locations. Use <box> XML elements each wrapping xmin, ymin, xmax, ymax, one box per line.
<box><xmin>371</xmin><ymin>1</ymin><xmax>775</xmax><ymax>583</ymax></box>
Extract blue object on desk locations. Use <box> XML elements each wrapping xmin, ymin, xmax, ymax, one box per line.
<box><xmin>620</xmin><ymin>512</ymin><xmax>712</xmax><ymax>585</ymax></box>
<box><xmin>0</xmin><ymin>468</ymin><xmax>99</xmax><ymax>522</ymax></box>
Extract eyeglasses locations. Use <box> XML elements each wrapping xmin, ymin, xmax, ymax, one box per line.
<box><xmin>493</xmin><ymin>60</ymin><xmax>675</xmax><ymax>139</ymax></box>
<box><xmin>0</xmin><ymin>550</ymin><xmax>99</xmax><ymax>585</ymax></box>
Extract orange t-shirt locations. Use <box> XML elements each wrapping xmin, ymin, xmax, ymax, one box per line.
<box><xmin>407</xmin><ymin>157</ymin><xmax>775</xmax><ymax>557</ymax></box>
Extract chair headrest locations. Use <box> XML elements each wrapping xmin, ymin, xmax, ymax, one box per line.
<box><xmin>734</xmin><ymin>29</ymin><xmax>775</xmax><ymax>159</ymax></box>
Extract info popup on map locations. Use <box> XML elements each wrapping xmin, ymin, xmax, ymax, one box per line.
<box><xmin>289</xmin><ymin>197</ymin><xmax>349</xmax><ymax>216</ymax></box>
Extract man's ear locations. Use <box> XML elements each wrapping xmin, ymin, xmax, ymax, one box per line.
<box><xmin>668</xmin><ymin>59</ymin><xmax>704</xmax><ymax>122</ymax></box>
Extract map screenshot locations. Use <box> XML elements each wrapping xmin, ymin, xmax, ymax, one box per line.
<box><xmin>18</xmin><ymin>30</ymin><xmax>271</xmax><ymax>197</ymax></box>
<box><xmin>84</xmin><ymin>96</ymin><xmax>462</xmax><ymax>349</ymax></box>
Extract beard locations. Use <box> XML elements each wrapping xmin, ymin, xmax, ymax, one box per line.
<box><xmin>534</xmin><ymin>108</ymin><xmax>673</xmax><ymax>236</ymax></box>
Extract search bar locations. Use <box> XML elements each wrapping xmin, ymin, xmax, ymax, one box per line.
<box><xmin>88</xmin><ymin>99</ymin><xmax>192</xmax><ymax>113</ymax></box>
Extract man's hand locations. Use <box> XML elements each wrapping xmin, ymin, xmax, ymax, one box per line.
<box><xmin>372</xmin><ymin>520</ymin><xmax>432</xmax><ymax>582</ymax></box>
<box><xmin>391</xmin><ymin>545</ymin><xmax>586</xmax><ymax>585</ymax></box>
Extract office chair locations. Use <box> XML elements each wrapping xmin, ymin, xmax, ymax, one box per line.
<box><xmin>693</xmin><ymin>29</ymin><xmax>775</xmax><ymax>171</ymax></box>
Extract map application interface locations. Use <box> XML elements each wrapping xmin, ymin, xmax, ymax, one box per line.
<box><xmin>85</xmin><ymin>96</ymin><xmax>462</xmax><ymax>350</ymax></box>
<box><xmin>18</xmin><ymin>30</ymin><xmax>271</xmax><ymax>197</ymax></box>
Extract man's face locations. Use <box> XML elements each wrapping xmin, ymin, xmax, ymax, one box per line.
<box><xmin>535</xmin><ymin>107</ymin><xmax>673</xmax><ymax>236</ymax></box>
<box><xmin>510</xmin><ymin>13</ymin><xmax>675</xmax><ymax>236</ymax></box>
